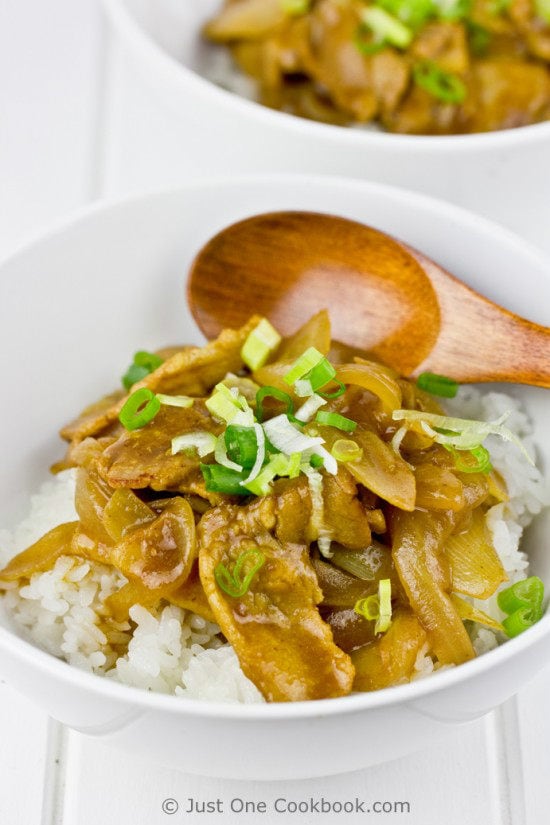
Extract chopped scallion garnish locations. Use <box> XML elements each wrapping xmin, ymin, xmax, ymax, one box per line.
<box><xmin>361</xmin><ymin>6</ymin><xmax>414</xmax><ymax>49</ymax></box>
<box><xmin>118</xmin><ymin>387</ymin><xmax>161</xmax><ymax>431</ymax></box>
<box><xmin>206</xmin><ymin>384</ymin><xmax>241</xmax><ymax>424</ymax></box>
<box><xmin>240</xmin><ymin>423</ymin><xmax>266</xmax><ymax>486</ymax></box>
<box><xmin>281</xmin><ymin>0</ymin><xmax>311</xmax><ymax>15</ymax></box>
<box><xmin>171</xmin><ymin>431</ymin><xmax>217</xmax><ymax>457</ymax></box>
<box><xmin>318</xmin><ymin>380</ymin><xmax>346</xmax><ymax>400</ymax></box>
<box><xmin>331</xmin><ymin>439</ymin><xmax>363</xmax><ymax>463</ymax></box>
<box><xmin>244</xmin><ymin>452</ymin><xmax>290</xmax><ymax>496</ymax></box>
<box><xmin>121</xmin><ymin>350</ymin><xmax>163</xmax><ymax>390</ymax></box>
<box><xmin>214</xmin><ymin>433</ymin><xmax>242</xmax><ymax>471</ymax></box>
<box><xmin>200</xmin><ymin>464</ymin><xmax>251</xmax><ymax>496</ymax></box>
<box><xmin>392</xmin><ymin>408</ymin><xmax>535</xmax><ymax>464</ymax></box>
<box><xmin>284</xmin><ymin>347</ymin><xmax>325</xmax><ymax>386</ymax></box>
<box><xmin>498</xmin><ymin>576</ymin><xmax>544</xmax><ymax>638</ymax></box>
<box><xmin>354</xmin><ymin>595</ymin><xmax>380</xmax><ymax>621</ymax></box>
<box><xmin>535</xmin><ymin>0</ymin><xmax>550</xmax><ymax>22</ymax></box>
<box><xmin>354</xmin><ymin>579</ymin><xmax>392</xmax><ymax>634</ymax></box>
<box><xmin>413</xmin><ymin>60</ymin><xmax>466</xmax><ymax>103</ymax></box>
<box><xmin>214</xmin><ymin>548</ymin><xmax>266</xmax><ymax>598</ymax></box>
<box><xmin>157</xmin><ymin>394</ymin><xmax>194</xmax><ymax>408</ymax></box>
<box><xmin>445</xmin><ymin>444</ymin><xmax>492</xmax><ymax>474</ymax></box>
<box><xmin>498</xmin><ymin>576</ymin><xmax>544</xmax><ymax>616</ymax></box>
<box><xmin>354</xmin><ymin>24</ymin><xmax>387</xmax><ymax>56</ymax></box>
<box><xmin>379</xmin><ymin>0</ymin><xmax>435</xmax><ymax>28</ymax></box>
<box><xmin>255</xmin><ymin>386</ymin><xmax>296</xmax><ymax>423</ymax></box>
<box><xmin>307</xmin><ymin>358</ymin><xmax>337</xmax><ymax>392</ymax></box>
<box><xmin>315</xmin><ymin>410</ymin><xmax>357</xmax><ymax>433</ymax></box>
<box><xmin>225</xmin><ymin>424</ymin><xmax>259</xmax><ymax>469</ymax></box>
<box><xmin>241</xmin><ymin>318</ymin><xmax>281</xmax><ymax>371</ymax></box>
<box><xmin>295</xmin><ymin>393</ymin><xmax>326</xmax><ymax>423</ymax></box>
<box><xmin>416</xmin><ymin>371</ymin><xmax>458</xmax><ymax>398</ymax></box>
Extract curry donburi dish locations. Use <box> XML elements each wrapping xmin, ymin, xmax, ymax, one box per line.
<box><xmin>0</xmin><ymin>311</ymin><xmax>547</xmax><ymax>702</ymax></box>
<box><xmin>204</xmin><ymin>0</ymin><xmax>550</xmax><ymax>134</ymax></box>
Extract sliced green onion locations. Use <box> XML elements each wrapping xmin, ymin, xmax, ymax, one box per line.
<box><xmin>244</xmin><ymin>452</ymin><xmax>289</xmax><ymax>496</ymax></box>
<box><xmin>498</xmin><ymin>576</ymin><xmax>544</xmax><ymax>616</ymax></box>
<box><xmin>307</xmin><ymin>358</ymin><xmax>337</xmax><ymax>392</ymax></box>
<box><xmin>310</xmin><ymin>454</ymin><xmax>324</xmax><ymax>469</ymax></box>
<box><xmin>361</xmin><ymin>6</ymin><xmax>413</xmax><ymax>49</ymax></box>
<box><xmin>535</xmin><ymin>0</ymin><xmax>550</xmax><ymax>22</ymax></box>
<box><xmin>416</xmin><ymin>371</ymin><xmax>458</xmax><ymax>398</ymax></box>
<box><xmin>445</xmin><ymin>444</ymin><xmax>492</xmax><ymax>474</ymax></box>
<box><xmin>287</xmin><ymin>452</ymin><xmax>302</xmax><ymax>478</ymax></box>
<box><xmin>354</xmin><ymin>23</ymin><xmax>387</xmax><ymax>55</ymax></box>
<box><xmin>284</xmin><ymin>347</ymin><xmax>325</xmax><ymax>386</ymax></box>
<box><xmin>255</xmin><ymin>386</ymin><xmax>296</xmax><ymax>423</ymax></box>
<box><xmin>295</xmin><ymin>378</ymin><xmax>314</xmax><ymax>397</ymax></box>
<box><xmin>497</xmin><ymin>576</ymin><xmax>544</xmax><ymax>638</ymax></box>
<box><xmin>413</xmin><ymin>60</ymin><xmax>467</xmax><ymax>104</ymax></box>
<box><xmin>118</xmin><ymin>388</ymin><xmax>161</xmax><ymax>431</ymax></box>
<box><xmin>303</xmin><ymin>467</ymin><xmax>332</xmax><ymax>557</ymax></box>
<box><xmin>331</xmin><ymin>439</ymin><xmax>363</xmax><ymax>463</ymax></box>
<box><xmin>437</xmin><ymin>0</ymin><xmax>471</xmax><ymax>20</ymax></box>
<box><xmin>200</xmin><ymin>464</ymin><xmax>250</xmax><ymax>496</ymax></box>
<box><xmin>240</xmin><ymin>423</ymin><xmax>266</xmax><ymax>487</ymax></box>
<box><xmin>171</xmin><ymin>431</ymin><xmax>217</xmax><ymax>457</ymax></box>
<box><xmin>122</xmin><ymin>350</ymin><xmax>163</xmax><ymax>390</ymax></box>
<box><xmin>315</xmin><ymin>411</ymin><xmax>357</xmax><ymax>433</ymax></box>
<box><xmin>468</xmin><ymin>21</ymin><xmax>491</xmax><ymax>55</ymax></box>
<box><xmin>281</xmin><ymin>0</ymin><xmax>311</xmax><ymax>15</ymax></box>
<box><xmin>354</xmin><ymin>594</ymin><xmax>380</xmax><ymax>621</ymax></box>
<box><xmin>225</xmin><ymin>425</ymin><xmax>258</xmax><ymax>469</ymax></box>
<box><xmin>214</xmin><ymin>548</ymin><xmax>266</xmax><ymax>598</ymax></box>
<box><xmin>376</xmin><ymin>578</ymin><xmax>392</xmax><ymax>633</ymax></box>
<box><xmin>134</xmin><ymin>351</ymin><xmax>163</xmax><ymax>371</ymax></box>
<box><xmin>241</xmin><ymin>318</ymin><xmax>281</xmax><ymax>372</ymax></box>
<box><xmin>354</xmin><ymin>579</ymin><xmax>392</xmax><ymax>633</ymax></box>
<box><xmin>215</xmin><ymin>434</ymin><xmax>243</xmax><ymax>471</ymax></box>
<box><xmin>392</xmin><ymin>409</ymin><xmax>535</xmax><ymax>464</ymax></box>
<box><xmin>263</xmin><ymin>414</ymin><xmax>337</xmax><ymax>473</ymax></box>
<box><xmin>318</xmin><ymin>380</ymin><xmax>346</xmax><ymax>400</ymax></box>
<box><xmin>122</xmin><ymin>363</ymin><xmax>149</xmax><ymax>391</ymax></box>
<box><xmin>295</xmin><ymin>394</ymin><xmax>326</xmax><ymax>423</ymax></box>
<box><xmin>379</xmin><ymin>0</ymin><xmax>435</xmax><ymax>28</ymax></box>
<box><xmin>157</xmin><ymin>394</ymin><xmax>194</xmax><ymax>408</ymax></box>
<box><xmin>206</xmin><ymin>384</ymin><xmax>241</xmax><ymax>424</ymax></box>
<box><xmin>502</xmin><ymin>606</ymin><xmax>542</xmax><ymax>638</ymax></box>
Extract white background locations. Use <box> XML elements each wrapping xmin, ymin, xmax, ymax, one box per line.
<box><xmin>1</xmin><ymin>2</ymin><xmax>549</xmax><ymax>823</ymax></box>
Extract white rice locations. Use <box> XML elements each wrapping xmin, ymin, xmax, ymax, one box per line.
<box><xmin>0</xmin><ymin>388</ymin><xmax>548</xmax><ymax>701</ymax></box>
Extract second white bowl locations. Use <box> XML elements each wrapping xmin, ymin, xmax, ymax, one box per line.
<box><xmin>101</xmin><ymin>0</ymin><xmax>550</xmax><ymax>251</ymax></box>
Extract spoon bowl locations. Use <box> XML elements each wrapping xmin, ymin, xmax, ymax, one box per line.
<box><xmin>188</xmin><ymin>211</ymin><xmax>550</xmax><ymax>386</ymax></box>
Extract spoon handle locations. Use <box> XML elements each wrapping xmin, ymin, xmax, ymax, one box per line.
<box><xmin>415</xmin><ymin>259</ymin><xmax>550</xmax><ymax>387</ymax></box>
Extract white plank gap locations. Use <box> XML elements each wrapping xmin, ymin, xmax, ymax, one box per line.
<box><xmin>0</xmin><ymin>683</ymin><xmax>50</xmax><ymax>824</ymax></box>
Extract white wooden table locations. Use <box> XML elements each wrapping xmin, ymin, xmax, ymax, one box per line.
<box><xmin>1</xmin><ymin>3</ymin><xmax>549</xmax><ymax>823</ymax></box>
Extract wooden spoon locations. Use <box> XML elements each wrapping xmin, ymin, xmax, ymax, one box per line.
<box><xmin>187</xmin><ymin>211</ymin><xmax>550</xmax><ymax>386</ymax></box>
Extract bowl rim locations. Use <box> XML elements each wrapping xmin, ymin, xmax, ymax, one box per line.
<box><xmin>101</xmin><ymin>0</ymin><xmax>550</xmax><ymax>152</ymax></box>
<box><xmin>1</xmin><ymin>175</ymin><xmax>549</xmax><ymax>721</ymax></box>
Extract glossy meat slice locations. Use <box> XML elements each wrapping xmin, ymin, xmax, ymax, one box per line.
<box><xmin>198</xmin><ymin>498</ymin><xmax>355</xmax><ymax>701</ymax></box>
<box><xmin>96</xmin><ymin>402</ymin><xmax>223</xmax><ymax>497</ymax></box>
<box><xmin>61</xmin><ymin>318</ymin><xmax>260</xmax><ymax>442</ymax></box>
<box><xmin>469</xmin><ymin>59</ymin><xmax>550</xmax><ymax>131</ymax></box>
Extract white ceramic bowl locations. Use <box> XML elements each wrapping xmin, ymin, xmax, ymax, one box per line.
<box><xmin>100</xmin><ymin>0</ymin><xmax>550</xmax><ymax>251</ymax></box>
<box><xmin>1</xmin><ymin>175</ymin><xmax>549</xmax><ymax>780</ymax></box>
